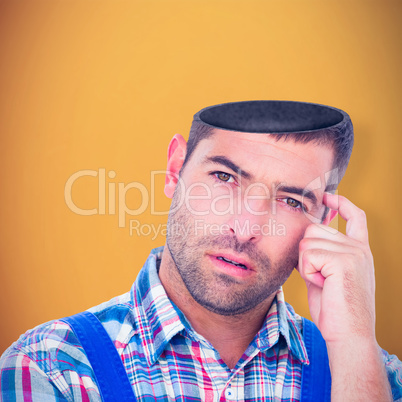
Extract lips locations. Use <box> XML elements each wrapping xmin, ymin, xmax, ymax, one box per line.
<box><xmin>216</xmin><ymin>256</ymin><xmax>248</xmax><ymax>270</ymax></box>
<box><xmin>210</xmin><ymin>252</ymin><xmax>253</xmax><ymax>271</ymax></box>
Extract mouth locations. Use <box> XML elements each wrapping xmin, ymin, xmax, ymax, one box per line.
<box><xmin>208</xmin><ymin>252</ymin><xmax>254</xmax><ymax>276</ymax></box>
<box><xmin>216</xmin><ymin>256</ymin><xmax>248</xmax><ymax>270</ymax></box>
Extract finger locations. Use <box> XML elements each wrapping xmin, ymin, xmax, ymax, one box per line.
<box><xmin>323</xmin><ymin>193</ymin><xmax>368</xmax><ymax>243</ymax></box>
<box><xmin>303</xmin><ymin>223</ymin><xmax>348</xmax><ymax>243</ymax></box>
<box><xmin>299</xmin><ymin>237</ymin><xmax>358</xmax><ymax>254</ymax></box>
<box><xmin>298</xmin><ymin>248</ymin><xmax>332</xmax><ymax>288</ymax></box>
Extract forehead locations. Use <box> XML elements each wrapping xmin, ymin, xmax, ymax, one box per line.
<box><xmin>187</xmin><ymin>129</ymin><xmax>335</xmax><ymax>187</ymax></box>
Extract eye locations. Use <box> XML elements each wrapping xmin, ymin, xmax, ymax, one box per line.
<box><xmin>213</xmin><ymin>172</ymin><xmax>235</xmax><ymax>183</ymax></box>
<box><xmin>285</xmin><ymin>198</ymin><xmax>301</xmax><ymax>208</ymax></box>
<box><xmin>278</xmin><ymin>197</ymin><xmax>307</xmax><ymax>212</ymax></box>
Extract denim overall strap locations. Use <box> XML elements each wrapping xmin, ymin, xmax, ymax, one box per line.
<box><xmin>60</xmin><ymin>311</ymin><xmax>137</xmax><ymax>402</ymax></box>
<box><xmin>301</xmin><ymin>317</ymin><xmax>332</xmax><ymax>402</ymax></box>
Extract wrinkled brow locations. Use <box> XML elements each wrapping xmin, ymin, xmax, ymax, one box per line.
<box><xmin>275</xmin><ymin>184</ymin><xmax>318</xmax><ymax>207</ymax></box>
<box><xmin>203</xmin><ymin>156</ymin><xmax>252</xmax><ymax>180</ymax></box>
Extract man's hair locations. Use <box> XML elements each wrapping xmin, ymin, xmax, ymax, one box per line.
<box><xmin>182</xmin><ymin>101</ymin><xmax>354</xmax><ymax>187</ymax></box>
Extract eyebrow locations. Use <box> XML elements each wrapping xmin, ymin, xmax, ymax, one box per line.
<box><xmin>275</xmin><ymin>184</ymin><xmax>318</xmax><ymax>206</ymax></box>
<box><xmin>203</xmin><ymin>156</ymin><xmax>252</xmax><ymax>180</ymax></box>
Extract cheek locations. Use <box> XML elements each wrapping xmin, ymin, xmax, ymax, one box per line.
<box><xmin>261</xmin><ymin>217</ymin><xmax>308</xmax><ymax>251</ymax></box>
<box><xmin>184</xmin><ymin>184</ymin><xmax>214</xmax><ymax>215</ymax></box>
<box><xmin>186</xmin><ymin>184</ymin><xmax>237</xmax><ymax>216</ymax></box>
<box><xmin>273</xmin><ymin>205</ymin><xmax>315</xmax><ymax>228</ymax></box>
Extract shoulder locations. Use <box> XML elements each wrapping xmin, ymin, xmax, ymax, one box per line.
<box><xmin>0</xmin><ymin>318</ymin><xmax>99</xmax><ymax>401</ymax></box>
<box><xmin>15</xmin><ymin>290</ymin><xmax>135</xmax><ymax>372</ymax></box>
<box><xmin>0</xmin><ymin>290</ymin><xmax>136</xmax><ymax>400</ymax></box>
<box><xmin>1</xmin><ymin>318</ymin><xmax>88</xmax><ymax>375</ymax></box>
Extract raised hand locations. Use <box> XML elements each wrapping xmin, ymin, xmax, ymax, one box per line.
<box><xmin>298</xmin><ymin>193</ymin><xmax>392</xmax><ymax>401</ymax></box>
<box><xmin>298</xmin><ymin>193</ymin><xmax>375</xmax><ymax>343</ymax></box>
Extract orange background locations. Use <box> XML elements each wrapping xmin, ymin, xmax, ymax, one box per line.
<box><xmin>0</xmin><ymin>0</ymin><xmax>401</xmax><ymax>357</ymax></box>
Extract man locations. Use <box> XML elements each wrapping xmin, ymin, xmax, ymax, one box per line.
<box><xmin>1</xmin><ymin>101</ymin><xmax>401</xmax><ymax>401</ymax></box>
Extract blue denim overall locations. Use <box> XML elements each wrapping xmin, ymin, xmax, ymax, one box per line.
<box><xmin>61</xmin><ymin>312</ymin><xmax>331</xmax><ymax>401</ymax></box>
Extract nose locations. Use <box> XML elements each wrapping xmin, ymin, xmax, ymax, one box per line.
<box><xmin>226</xmin><ymin>189</ymin><xmax>270</xmax><ymax>243</ymax></box>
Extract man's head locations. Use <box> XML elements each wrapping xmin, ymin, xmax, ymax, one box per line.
<box><xmin>162</xmin><ymin>101</ymin><xmax>353</xmax><ymax>316</ymax></box>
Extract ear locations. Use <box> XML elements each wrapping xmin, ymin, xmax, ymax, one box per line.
<box><xmin>322</xmin><ymin>207</ymin><xmax>338</xmax><ymax>226</ymax></box>
<box><xmin>164</xmin><ymin>134</ymin><xmax>187</xmax><ymax>198</ymax></box>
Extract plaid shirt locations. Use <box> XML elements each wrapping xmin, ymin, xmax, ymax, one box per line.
<box><xmin>1</xmin><ymin>247</ymin><xmax>401</xmax><ymax>401</ymax></box>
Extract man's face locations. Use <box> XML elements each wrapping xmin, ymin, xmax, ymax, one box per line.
<box><xmin>166</xmin><ymin>130</ymin><xmax>334</xmax><ymax>316</ymax></box>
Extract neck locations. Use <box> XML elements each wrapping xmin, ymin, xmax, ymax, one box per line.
<box><xmin>158</xmin><ymin>246</ymin><xmax>276</xmax><ymax>369</ymax></box>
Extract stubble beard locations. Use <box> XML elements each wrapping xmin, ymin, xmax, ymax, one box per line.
<box><xmin>165</xmin><ymin>188</ymin><xmax>299</xmax><ymax>317</ymax></box>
